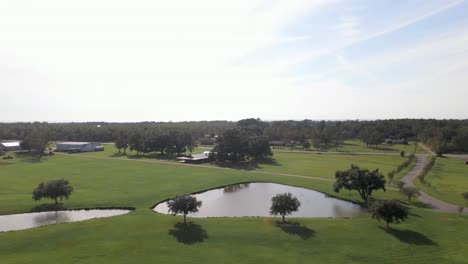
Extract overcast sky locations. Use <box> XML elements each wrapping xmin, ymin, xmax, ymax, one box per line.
<box><xmin>1</xmin><ymin>0</ymin><xmax>467</xmax><ymax>122</ymax></box>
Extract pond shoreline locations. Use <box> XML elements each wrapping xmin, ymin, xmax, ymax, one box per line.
<box><xmin>150</xmin><ymin>181</ymin><xmax>368</xmax><ymax>218</ymax></box>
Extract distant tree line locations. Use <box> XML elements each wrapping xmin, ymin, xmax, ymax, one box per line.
<box><xmin>115</xmin><ymin>128</ymin><xmax>195</xmax><ymax>156</ymax></box>
<box><xmin>1</xmin><ymin>118</ymin><xmax>468</xmax><ymax>155</ymax></box>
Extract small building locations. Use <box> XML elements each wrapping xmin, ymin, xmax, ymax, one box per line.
<box><xmin>56</xmin><ymin>142</ymin><xmax>104</xmax><ymax>152</ymax></box>
<box><xmin>0</xmin><ymin>141</ymin><xmax>22</xmax><ymax>151</ymax></box>
<box><xmin>176</xmin><ymin>151</ymin><xmax>213</xmax><ymax>164</ymax></box>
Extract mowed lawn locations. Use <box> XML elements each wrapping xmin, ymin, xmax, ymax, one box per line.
<box><xmin>255</xmin><ymin>152</ymin><xmax>409</xmax><ymax>179</ymax></box>
<box><xmin>328</xmin><ymin>139</ymin><xmax>427</xmax><ymax>154</ymax></box>
<box><xmin>270</xmin><ymin>139</ymin><xmax>427</xmax><ymax>154</ymax></box>
<box><xmin>415</xmin><ymin>157</ymin><xmax>468</xmax><ymax>206</ymax></box>
<box><xmin>0</xmin><ymin>153</ymin><xmax>467</xmax><ymax>263</ymax></box>
<box><xmin>71</xmin><ymin>145</ymin><xmax>409</xmax><ymax>180</ymax></box>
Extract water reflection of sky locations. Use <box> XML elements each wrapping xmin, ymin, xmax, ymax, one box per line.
<box><xmin>155</xmin><ymin>183</ymin><xmax>366</xmax><ymax>218</ymax></box>
<box><xmin>0</xmin><ymin>209</ymin><xmax>131</xmax><ymax>232</ymax></box>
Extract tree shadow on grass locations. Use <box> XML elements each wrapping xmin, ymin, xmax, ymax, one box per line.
<box><xmin>379</xmin><ymin>227</ymin><xmax>437</xmax><ymax>245</ymax></box>
<box><xmin>127</xmin><ymin>153</ymin><xmax>174</xmax><ymax>161</ymax></box>
<box><xmin>411</xmin><ymin>201</ymin><xmax>433</xmax><ymax>209</ymax></box>
<box><xmin>110</xmin><ymin>153</ymin><xmax>127</xmax><ymax>158</ymax></box>
<box><xmin>13</xmin><ymin>152</ymin><xmax>44</xmax><ymax>163</ymax></box>
<box><xmin>168</xmin><ymin>222</ymin><xmax>208</xmax><ymax>244</ymax></box>
<box><xmin>215</xmin><ymin>157</ymin><xmax>281</xmax><ymax>171</ymax></box>
<box><xmin>275</xmin><ymin>221</ymin><xmax>316</xmax><ymax>240</ymax></box>
<box><xmin>31</xmin><ymin>203</ymin><xmax>64</xmax><ymax>212</ymax></box>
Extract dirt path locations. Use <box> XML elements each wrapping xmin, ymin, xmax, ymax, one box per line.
<box><xmin>401</xmin><ymin>154</ymin><xmax>467</xmax><ymax>213</ymax></box>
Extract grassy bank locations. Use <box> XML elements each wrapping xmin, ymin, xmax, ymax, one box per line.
<box><xmin>415</xmin><ymin>157</ymin><xmax>468</xmax><ymax>206</ymax></box>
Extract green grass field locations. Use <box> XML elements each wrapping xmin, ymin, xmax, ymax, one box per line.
<box><xmin>199</xmin><ymin>139</ymin><xmax>427</xmax><ymax>154</ymax></box>
<box><xmin>77</xmin><ymin>144</ymin><xmax>409</xmax><ymax>180</ymax></box>
<box><xmin>415</xmin><ymin>157</ymin><xmax>468</xmax><ymax>206</ymax></box>
<box><xmin>0</xmin><ymin>152</ymin><xmax>467</xmax><ymax>264</ymax></box>
<box><xmin>249</xmin><ymin>152</ymin><xmax>408</xmax><ymax>179</ymax></box>
<box><xmin>333</xmin><ymin>139</ymin><xmax>426</xmax><ymax>154</ymax></box>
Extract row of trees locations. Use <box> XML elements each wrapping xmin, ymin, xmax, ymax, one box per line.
<box><xmin>168</xmin><ymin>189</ymin><xmax>407</xmax><ymax>230</ymax></box>
<box><xmin>2</xmin><ymin>118</ymin><xmax>468</xmax><ymax>155</ymax></box>
<box><xmin>166</xmin><ymin>192</ymin><xmax>300</xmax><ymax>224</ymax></box>
<box><xmin>114</xmin><ymin>129</ymin><xmax>194</xmax><ymax>156</ymax></box>
<box><xmin>333</xmin><ymin>165</ymin><xmax>409</xmax><ymax>228</ymax></box>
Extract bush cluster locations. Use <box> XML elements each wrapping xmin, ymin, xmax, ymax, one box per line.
<box><xmin>387</xmin><ymin>154</ymin><xmax>416</xmax><ymax>184</ymax></box>
<box><xmin>417</xmin><ymin>156</ymin><xmax>437</xmax><ymax>183</ymax></box>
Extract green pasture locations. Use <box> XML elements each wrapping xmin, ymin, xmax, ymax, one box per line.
<box><xmin>0</xmin><ymin>151</ymin><xmax>466</xmax><ymax>264</ymax></box>
<box><xmin>74</xmin><ymin>144</ymin><xmax>410</xmax><ymax>181</ymax></box>
<box><xmin>415</xmin><ymin>157</ymin><xmax>468</xmax><ymax>206</ymax></box>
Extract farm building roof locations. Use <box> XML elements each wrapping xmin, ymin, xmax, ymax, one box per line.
<box><xmin>176</xmin><ymin>153</ymin><xmax>211</xmax><ymax>161</ymax></box>
<box><xmin>0</xmin><ymin>142</ymin><xmax>21</xmax><ymax>147</ymax></box>
<box><xmin>56</xmin><ymin>142</ymin><xmax>91</xmax><ymax>145</ymax></box>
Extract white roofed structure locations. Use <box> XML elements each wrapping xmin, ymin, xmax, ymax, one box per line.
<box><xmin>56</xmin><ymin>142</ymin><xmax>104</xmax><ymax>152</ymax></box>
<box><xmin>0</xmin><ymin>141</ymin><xmax>22</xmax><ymax>151</ymax></box>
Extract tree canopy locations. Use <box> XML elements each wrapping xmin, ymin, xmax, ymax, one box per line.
<box><xmin>20</xmin><ymin>126</ymin><xmax>50</xmax><ymax>159</ymax></box>
<box><xmin>269</xmin><ymin>192</ymin><xmax>301</xmax><ymax>223</ymax></box>
<box><xmin>371</xmin><ymin>200</ymin><xmax>408</xmax><ymax>229</ymax></box>
<box><xmin>167</xmin><ymin>195</ymin><xmax>202</xmax><ymax>224</ymax></box>
<box><xmin>1</xmin><ymin>119</ymin><xmax>468</xmax><ymax>155</ymax></box>
<box><xmin>213</xmin><ymin>128</ymin><xmax>272</xmax><ymax>162</ymax></box>
<box><xmin>333</xmin><ymin>165</ymin><xmax>386</xmax><ymax>204</ymax></box>
<box><xmin>401</xmin><ymin>186</ymin><xmax>421</xmax><ymax>202</ymax></box>
<box><xmin>32</xmin><ymin>179</ymin><xmax>74</xmax><ymax>204</ymax></box>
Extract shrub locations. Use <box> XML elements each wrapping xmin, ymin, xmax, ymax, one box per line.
<box><xmin>417</xmin><ymin>156</ymin><xmax>436</xmax><ymax>183</ymax></box>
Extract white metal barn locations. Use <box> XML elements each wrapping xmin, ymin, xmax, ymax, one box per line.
<box><xmin>0</xmin><ymin>141</ymin><xmax>22</xmax><ymax>151</ymax></box>
<box><xmin>56</xmin><ymin>142</ymin><xmax>103</xmax><ymax>152</ymax></box>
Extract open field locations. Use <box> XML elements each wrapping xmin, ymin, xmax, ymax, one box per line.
<box><xmin>202</xmin><ymin>139</ymin><xmax>427</xmax><ymax>154</ymax></box>
<box><xmin>77</xmin><ymin>144</ymin><xmax>410</xmax><ymax>180</ymax></box>
<box><xmin>0</xmin><ymin>152</ymin><xmax>467</xmax><ymax>263</ymax></box>
<box><xmin>415</xmin><ymin>157</ymin><xmax>468</xmax><ymax>206</ymax></box>
<box><xmin>332</xmin><ymin>140</ymin><xmax>427</xmax><ymax>154</ymax></box>
<box><xmin>240</xmin><ymin>152</ymin><xmax>409</xmax><ymax>179</ymax></box>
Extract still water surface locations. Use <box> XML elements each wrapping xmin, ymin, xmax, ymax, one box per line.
<box><xmin>0</xmin><ymin>209</ymin><xmax>131</xmax><ymax>232</ymax></box>
<box><xmin>154</xmin><ymin>183</ymin><xmax>366</xmax><ymax>218</ymax></box>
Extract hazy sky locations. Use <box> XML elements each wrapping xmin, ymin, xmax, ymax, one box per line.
<box><xmin>1</xmin><ymin>0</ymin><xmax>467</xmax><ymax>122</ymax></box>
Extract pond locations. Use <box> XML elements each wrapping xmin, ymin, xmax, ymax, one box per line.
<box><xmin>154</xmin><ymin>182</ymin><xmax>366</xmax><ymax>218</ymax></box>
<box><xmin>0</xmin><ymin>209</ymin><xmax>132</xmax><ymax>232</ymax></box>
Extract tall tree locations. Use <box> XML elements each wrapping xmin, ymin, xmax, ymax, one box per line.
<box><xmin>247</xmin><ymin>136</ymin><xmax>273</xmax><ymax>160</ymax></box>
<box><xmin>237</xmin><ymin>118</ymin><xmax>267</xmax><ymax>136</ymax></box>
<box><xmin>114</xmin><ymin>130</ymin><xmax>129</xmax><ymax>154</ymax></box>
<box><xmin>371</xmin><ymin>200</ymin><xmax>408</xmax><ymax>229</ymax></box>
<box><xmin>32</xmin><ymin>179</ymin><xmax>74</xmax><ymax>205</ymax></box>
<box><xmin>20</xmin><ymin>126</ymin><xmax>50</xmax><ymax>159</ymax></box>
<box><xmin>401</xmin><ymin>186</ymin><xmax>420</xmax><ymax>202</ymax></box>
<box><xmin>333</xmin><ymin>165</ymin><xmax>386</xmax><ymax>204</ymax></box>
<box><xmin>213</xmin><ymin>129</ymin><xmax>248</xmax><ymax>162</ymax></box>
<box><xmin>167</xmin><ymin>195</ymin><xmax>202</xmax><ymax>224</ymax></box>
<box><xmin>129</xmin><ymin>130</ymin><xmax>145</xmax><ymax>155</ymax></box>
<box><xmin>270</xmin><ymin>192</ymin><xmax>301</xmax><ymax>223</ymax></box>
